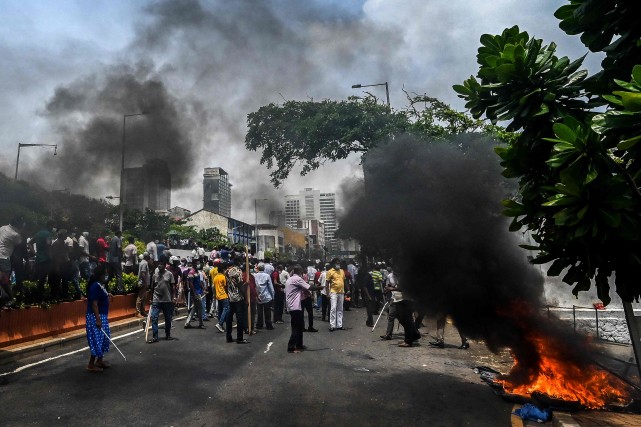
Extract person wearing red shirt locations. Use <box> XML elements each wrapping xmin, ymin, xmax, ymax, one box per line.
<box><xmin>95</xmin><ymin>231</ymin><xmax>110</xmax><ymax>272</ymax></box>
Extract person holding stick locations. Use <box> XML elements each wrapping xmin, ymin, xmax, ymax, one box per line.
<box><xmin>85</xmin><ymin>263</ymin><xmax>113</xmax><ymax>372</ymax></box>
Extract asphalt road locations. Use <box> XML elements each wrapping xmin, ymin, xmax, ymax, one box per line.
<box><xmin>0</xmin><ymin>306</ymin><xmax>515</xmax><ymax>426</ymax></box>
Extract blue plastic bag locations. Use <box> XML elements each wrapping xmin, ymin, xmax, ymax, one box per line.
<box><xmin>513</xmin><ymin>403</ymin><xmax>552</xmax><ymax>423</ymax></box>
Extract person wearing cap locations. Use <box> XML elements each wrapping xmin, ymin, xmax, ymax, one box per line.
<box><xmin>148</xmin><ymin>255</ymin><xmax>177</xmax><ymax>343</ymax></box>
<box><xmin>136</xmin><ymin>252</ymin><xmax>151</xmax><ymax>317</ymax></box>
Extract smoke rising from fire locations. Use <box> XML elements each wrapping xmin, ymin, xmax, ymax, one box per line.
<box><xmin>19</xmin><ymin>0</ymin><xmax>399</xmax><ymax>215</ymax></box>
<box><xmin>338</xmin><ymin>135</ymin><xmax>598</xmax><ymax>380</ymax></box>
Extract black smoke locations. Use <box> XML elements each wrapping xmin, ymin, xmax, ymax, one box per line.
<box><xmin>338</xmin><ymin>134</ymin><xmax>592</xmax><ymax>383</ymax></box>
<box><xmin>31</xmin><ymin>63</ymin><xmax>196</xmax><ymax>192</ymax></box>
<box><xmin>21</xmin><ymin>0</ymin><xmax>400</xmax><ymax>214</ymax></box>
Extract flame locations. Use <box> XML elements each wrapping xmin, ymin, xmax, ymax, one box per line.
<box><xmin>499</xmin><ymin>330</ymin><xmax>632</xmax><ymax>409</ymax></box>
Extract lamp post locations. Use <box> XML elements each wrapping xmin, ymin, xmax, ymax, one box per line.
<box><xmin>351</xmin><ymin>82</ymin><xmax>390</xmax><ymax>109</ymax></box>
<box><xmin>254</xmin><ymin>198</ymin><xmax>268</xmax><ymax>256</ymax></box>
<box><xmin>119</xmin><ymin>112</ymin><xmax>148</xmax><ymax>232</ymax></box>
<box><xmin>15</xmin><ymin>143</ymin><xmax>58</xmax><ymax>181</ymax></box>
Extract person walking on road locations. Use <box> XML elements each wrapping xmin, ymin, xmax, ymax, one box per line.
<box><xmin>184</xmin><ymin>261</ymin><xmax>205</xmax><ymax>330</ymax></box>
<box><xmin>213</xmin><ymin>264</ymin><xmax>229</xmax><ymax>333</ymax></box>
<box><xmin>147</xmin><ymin>256</ymin><xmax>177</xmax><ymax>343</ymax></box>
<box><xmin>85</xmin><ymin>264</ymin><xmax>112</xmax><ymax>372</ymax></box>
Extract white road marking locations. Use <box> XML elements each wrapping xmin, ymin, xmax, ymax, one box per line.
<box><xmin>0</xmin><ymin>316</ymin><xmax>187</xmax><ymax>377</ymax></box>
<box><xmin>264</xmin><ymin>342</ymin><xmax>273</xmax><ymax>354</ymax></box>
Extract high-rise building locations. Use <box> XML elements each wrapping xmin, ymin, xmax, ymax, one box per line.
<box><xmin>203</xmin><ymin>167</ymin><xmax>231</xmax><ymax>217</ymax></box>
<box><xmin>123</xmin><ymin>160</ymin><xmax>171</xmax><ymax>212</ymax></box>
<box><xmin>284</xmin><ymin>188</ymin><xmax>337</xmax><ymax>249</ymax></box>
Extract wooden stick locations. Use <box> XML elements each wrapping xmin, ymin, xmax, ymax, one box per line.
<box><xmin>245</xmin><ymin>246</ymin><xmax>252</xmax><ymax>335</ymax></box>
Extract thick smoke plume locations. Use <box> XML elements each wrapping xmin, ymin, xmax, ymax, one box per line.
<box><xmin>339</xmin><ymin>135</ymin><xmax>591</xmax><ymax>382</ymax></box>
<box><xmin>31</xmin><ymin>63</ymin><xmax>196</xmax><ymax>192</ymax></box>
<box><xmin>21</xmin><ymin>0</ymin><xmax>400</xmax><ymax>214</ymax></box>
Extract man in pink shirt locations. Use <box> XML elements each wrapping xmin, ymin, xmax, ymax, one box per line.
<box><xmin>285</xmin><ymin>265</ymin><xmax>322</xmax><ymax>353</ymax></box>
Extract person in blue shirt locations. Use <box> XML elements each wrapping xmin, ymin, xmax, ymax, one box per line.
<box><xmin>184</xmin><ymin>262</ymin><xmax>205</xmax><ymax>329</ymax></box>
<box><xmin>85</xmin><ymin>263</ymin><xmax>112</xmax><ymax>372</ymax></box>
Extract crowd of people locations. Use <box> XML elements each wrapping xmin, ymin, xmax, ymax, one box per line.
<box><xmin>1</xmin><ymin>217</ymin><xmax>469</xmax><ymax>372</ymax></box>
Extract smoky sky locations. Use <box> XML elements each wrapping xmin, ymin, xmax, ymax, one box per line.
<box><xmin>339</xmin><ymin>135</ymin><xmax>596</xmax><ymax>381</ymax></box>
<box><xmin>3</xmin><ymin>0</ymin><xmax>596</xmax><ymax>222</ymax></box>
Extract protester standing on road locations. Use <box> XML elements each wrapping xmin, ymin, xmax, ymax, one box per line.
<box><xmin>326</xmin><ymin>258</ymin><xmax>346</xmax><ymax>331</ymax></box>
<box><xmin>136</xmin><ymin>253</ymin><xmax>151</xmax><ymax>317</ymax></box>
<box><xmin>225</xmin><ymin>261</ymin><xmax>248</xmax><ymax>344</ymax></box>
<box><xmin>358</xmin><ymin>264</ymin><xmax>376</xmax><ymax>327</ymax></box>
<box><xmin>272</xmin><ymin>264</ymin><xmax>285</xmax><ymax>324</ymax></box>
<box><xmin>285</xmin><ymin>265</ymin><xmax>319</xmax><ymax>353</ymax></box>
<box><xmin>148</xmin><ymin>256</ymin><xmax>177</xmax><ymax>343</ymax></box>
<box><xmin>254</xmin><ymin>263</ymin><xmax>274</xmax><ymax>330</ymax></box>
<box><xmin>85</xmin><ymin>264</ymin><xmax>112</xmax><ymax>372</ymax></box>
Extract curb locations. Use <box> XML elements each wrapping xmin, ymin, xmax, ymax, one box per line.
<box><xmin>0</xmin><ymin>307</ymin><xmax>188</xmax><ymax>366</ymax></box>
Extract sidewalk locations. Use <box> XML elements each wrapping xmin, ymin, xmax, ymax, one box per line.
<box><xmin>0</xmin><ymin>307</ymin><xmax>187</xmax><ymax>366</ymax></box>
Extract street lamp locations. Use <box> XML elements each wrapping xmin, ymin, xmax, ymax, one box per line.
<box><xmin>254</xmin><ymin>198</ymin><xmax>268</xmax><ymax>256</ymax></box>
<box><xmin>15</xmin><ymin>143</ymin><xmax>58</xmax><ymax>181</ymax></box>
<box><xmin>119</xmin><ymin>112</ymin><xmax>148</xmax><ymax>232</ymax></box>
<box><xmin>351</xmin><ymin>82</ymin><xmax>390</xmax><ymax>109</ymax></box>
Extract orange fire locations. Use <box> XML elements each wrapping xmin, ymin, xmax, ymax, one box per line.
<box><xmin>499</xmin><ymin>331</ymin><xmax>632</xmax><ymax>409</ymax></box>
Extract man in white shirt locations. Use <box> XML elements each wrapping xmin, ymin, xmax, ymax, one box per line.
<box><xmin>78</xmin><ymin>232</ymin><xmax>92</xmax><ymax>280</ymax></box>
<box><xmin>146</xmin><ymin>240</ymin><xmax>158</xmax><ymax>262</ymax></box>
<box><xmin>0</xmin><ymin>216</ymin><xmax>25</xmax><ymax>306</ymax></box>
<box><xmin>123</xmin><ymin>236</ymin><xmax>138</xmax><ymax>274</ymax></box>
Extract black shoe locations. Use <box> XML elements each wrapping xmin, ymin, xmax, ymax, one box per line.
<box><xmin>429</xmin><ymin>340</ymin><xmax>445</xmax><ymax>348</ymax></box>
<box><xmin>380</xmin><ymin>335</ymin><xmax>392</xmax><ymax>340</ymax></box>
<box><xmin>165</xmin><ymin>336</ymin><xmax>176</xmax><ymax>341</ymax></box>
<box><xmin>266</xmin><ymin>326</ymin><xmax>274</xmax><ymax>330</ymax></box>
<box><xmin>329</xmin><ymin>327</ymin><xmax>335</xmax><ymax>332</ymax></box>
<box><xmin>338</xmin><ymin>326</ymin><xmax>345</xmax><ymax>330</ymax></box>
<box><xmin>459</xmin><ymin>342</ymin><xmax>470</xmax><ymax>350</ymax></box>
<box><xmin>147</xmin><ymin>337</ymin><xmax>159</xmax><ymax>344</ymax></box>
<box><xmin>307</xmin><ymin>327</ymin><xmax>318</xmax><ymax>332</ymax></box>
<box><xmin>184</xmin><ymin>324</ymin><xmax>193</xmax><ymax>329</ymax></box>
<box><xmin>226</xmin><ymin>338</ymin><xmax>234</xmax><ymax>343</ymax></box>
<box><xmin>366</xmin><ymin>323</ymin><xmax>374</xmax><ymax>327</ymax></box>
<box><xmin>297</xmin><ymin>345</ymin><xmax>308</xmax><ymax>351</ymax></box>
<box><xmin>237</xmin><ymin>339</ymin><xmax>250</xmax><ymax>344</ymax></box>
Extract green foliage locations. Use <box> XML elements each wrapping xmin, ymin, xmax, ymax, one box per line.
<box><xmin>245</xmin><ymin>94</ymin><xmax>515</xmax><ymax>187</ymax></box>
<box><xmin>246</xmin><ymin>96</ymin><xmax>409</xmax><ymax>187</ymax></box>
<box><xmin>107</xmin><ymin>273</ymin><xmax>139</xmax><ymax>293</ymax></box>
<box><xmin>456</xmin><ymin>5</ymin><xmax>641</xmax><ymax>304</ymax></box>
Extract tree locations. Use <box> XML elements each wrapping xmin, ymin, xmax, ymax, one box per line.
<box><xmin>245</xmin><ymin>96</ymin><xmax>408</xmax><ymax>187</ymax></box>
<box><xmin>454</xmin><ymin>1</ymin><xmax>641</xmax><ymax>304</ymax></box>
<box><xmin>245</xmin><ymin>93</ymin><xmax>513</xmax><ymax>187</ymax></box>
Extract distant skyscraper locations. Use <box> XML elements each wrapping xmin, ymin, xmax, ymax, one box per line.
<box><xmin>123</xmin><ymin>160</ymin><xmax>171</xmax><ymax>211</ymax></box>
<box><xmin>203</xmin><ymin>167</ymin><xmax>231</xmax><ymax>217</ymax></box>
<box><xmin>284</xmin><ymin>188</ymin><xmax>337</xmax><ymax>249</ymax></box>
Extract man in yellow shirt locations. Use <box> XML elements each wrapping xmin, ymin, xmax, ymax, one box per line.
<box><xmin>213</xmin><ymin>264</ymin><xmax>229</xmax><ymax>333</ymax></box>
<box><xmin>325</xmin><ymin>258</ymin><xmax>346</xmax><ymax>331</ymax></box>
